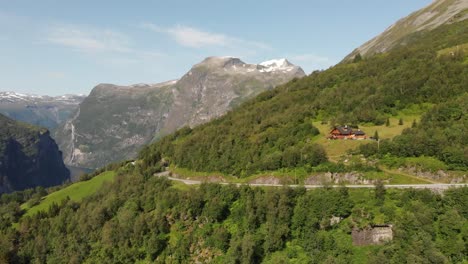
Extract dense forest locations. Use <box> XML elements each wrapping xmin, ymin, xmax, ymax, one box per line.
<box><xmin>0</xmin><ymin>166</ymin><xmax>467</xmax><ymax>263</ymax></box>
<box><xmin>139</xmin><ymin>20</ymin><xmax>468</xmax><ymax>176</ymax></box>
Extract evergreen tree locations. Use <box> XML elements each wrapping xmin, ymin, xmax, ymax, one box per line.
<box><xmin>398</xmin><ymin>118</ymin><xmax>403</xmax><ymax>125</ymax></box>
<box><xmin>373</xmin><ymin>131</ymin><xmax>379</xmax><ymax>141</ymax></box>
<box><xmin>353</xmin><ymin>53</ymin><xmax>362</xmax><ymax>63</ymax></box>
<box><xmin>385</xmin><ymin>118</ymin><xmax>390</xmax><ymax>127</ymax></box>
<box><xmin>374</xmin><ymin>180</ymin><xmax>386</xmax><ymax>205</ymax></box>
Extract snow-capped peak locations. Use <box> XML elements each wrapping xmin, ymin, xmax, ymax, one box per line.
<box><xmin>0</xmin><ymin>91</ymin><xmax>41</xmax><ymax>101</ymax></box>
<box><xmin>259</xmin><ymin>58</ymin><xmax>290</xmax><ymax>68</ymax></box>
<box><xmin>258</xmin><ymin>58</ymin><xmax>295</xmax><ymax>73</ymax></box>
<box><xmin>0</xmin><ymin>91</ymin><xmax>85</xmax><ymax>104</ymax></box>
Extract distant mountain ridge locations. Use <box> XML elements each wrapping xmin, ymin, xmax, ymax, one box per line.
<box><xmin>0</xmin><ymin>91</ymin><xmax>86</xmax><ymax>130</ymax></box>
<box><xmin>55</xmin><ymin>57</ymin><xmax>305</xmax><ymax>169</ymax></box>
<box><xmin>345</xmin><ymin>0</ymin><xmax>468</xmax><ymax>60</ymax></box>
<box><xmin>0</xmin><ymin>114</ymin><xmax>70</xmax><ymax>193</ymax></box>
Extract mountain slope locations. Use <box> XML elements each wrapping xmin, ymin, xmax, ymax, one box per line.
<box><xmin>0</xmin><ymin>92</ymin><xmax>85</xmax><ymax>130</ymax></box>
<box><xmin>55</xmin><ymin>57</ymin><xmax>305</xmax><ymax>169</ymax></box>
<box><xmin>55</xmin><ymin>81</ymin><xmax>176</xmax><ymax>169</ymax></box>
<box><xmin>0</xmin><ymin>114</ymin><xmax>70</xmax><ymax>193</ymax></box>
<box><xmin>345</xmin><ymin>0</ymin><xmax>468</xmax><ymax>61</ymax></box>
<box><xmin>140</xmin><ymin>19</ymin><xmax>468</xmax><ymax>176</ymax></box>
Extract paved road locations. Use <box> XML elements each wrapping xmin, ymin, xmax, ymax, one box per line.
<box><xmin>155</xmin><ymin>171</ymin><xmax>467</xmax><ymax>190</ymax></box>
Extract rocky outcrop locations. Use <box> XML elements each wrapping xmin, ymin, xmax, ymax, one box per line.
<box><xmin>0</xmin><ymin>114</ymin><xmax>70</xmax><ymax>193</ymax></box>
<box><xmin>345</xmin><ymin>0</ymin><xmax>468</xmax><ymax>60</ymax></box>
<box><xmin>398</xmin><ymin>167</ymin><xmax>467</xmax><ymax>183</ymax></box>
<box><xmin>304</xmin><ymin>172</ymin><xmax>380</xmax><ymax>185</ymax></box>
<box><xmin>55</xmin><ymin>57</ymin><xmax>305</xmax><ymax>169</ymax></box>
<box><xmin>352</xmin><ymin>225</ymin><xmax>393</xmax><ymax>246</ymax></box>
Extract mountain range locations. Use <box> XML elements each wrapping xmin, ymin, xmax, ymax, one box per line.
<box><xmin>0</xmin><ymin>92</ymin><xmax>85</xmax><ymax>130</ymax></box>
<box><xmin>54</xmin><ymin>57</ymin><xmax>304</xmax><ymax>169</ymax></box>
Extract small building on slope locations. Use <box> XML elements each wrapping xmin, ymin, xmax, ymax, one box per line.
<box><xmin>329</xmin><ymin>125</ymin><xmax>367</xmax><ymax>140</ymax></box>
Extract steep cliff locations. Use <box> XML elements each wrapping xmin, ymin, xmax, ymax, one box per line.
<box><xmin>0</xmin><ymin>114</ymin><xmax>69</xmax><ymax>193</ymax></box>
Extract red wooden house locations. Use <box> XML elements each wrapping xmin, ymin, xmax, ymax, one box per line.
<box><xmin>329</xmin><ymin>125</ymin><xmax>367</xmax><ymax>140</ymax></box>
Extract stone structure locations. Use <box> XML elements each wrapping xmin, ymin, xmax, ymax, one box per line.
<box><xmin>352</xmin><ymin>225</ymin><xmax>393</xmax><ymax>246</ymax></box>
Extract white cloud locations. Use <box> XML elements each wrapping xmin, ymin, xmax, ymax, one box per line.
<box><xmin>144</xmin><ymin>24</ymin><xmax>227</xmax><ymax>48</ymax></box>
<box><xmin>43</xmin><ymin>25</ymin><xmax>166</xmax><ymax>68</ymax></box>
<box><xmin>46</xmin><ymin>25</ymin><xmax>132</xmax><ymax>53</ymax></box>
<box><xmin>142</xmin><ymin>23</ymin><xmax>271</xmax><ymax>50</ymax></box>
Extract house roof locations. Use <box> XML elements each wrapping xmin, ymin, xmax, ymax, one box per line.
<box><xmin>331</xmin><ymin>126</ymin><xmax>366</xmax><ymax>136</ymax></box>
<box><xmin>354</xmin><ymin>130</ymin><xmax>365</xmax><ymax>135</ymax></box>
<box><xmin>333</xmin><ymin>126</ymin><xmax>353</xmax><ymax>135</ymax></box>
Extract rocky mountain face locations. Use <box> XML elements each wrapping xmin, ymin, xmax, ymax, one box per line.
<box><xmin>345</xmin><ymin>0</ymin><xmax>468</xmax><ymax>61</ymax></box>
<box><xmin>0</xmin><ymin>92</ymin><xmax>86</xmax><ymax>130</ymax></box>
<box><xmin>162</xmin><ymin>57</ymin><xmax>304</xmax><ymax>133</ymax></box>
<box><xmin>55</xmin><ymin>57</ymin><xmax>305</xmax><ymax>169</ymax></box>
<box><xmin>0</xmin><ymin>114</ymin><xmax>70</xmax><ymax>193</ymax></box>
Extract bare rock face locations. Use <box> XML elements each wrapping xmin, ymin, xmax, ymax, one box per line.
<box><xmin>55</xmin><ymin>81</ymin><xmax>176</xmax><ymax>169</ymax></box>
<box><xmin>345</xmin><ymin>0</ymin><xmax>468</xmax><ymax>61</ymax></box>
<box><xmin>163</xmin><ymin>57</ymin><xmax>304</xmax><ymax>132</ymax></box>
<box><xmin>55</xmin><ymin>57</ymin><xmax>305</xmax><ymax>169</ymax></box>
<box><xmin>304</xmin><ymin>172</ymin><xmax>379</xmax><ymax>185</ymax></box>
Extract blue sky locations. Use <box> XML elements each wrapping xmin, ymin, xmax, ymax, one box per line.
<box><xmin>0</xmin><ymin>0</ymin><xmax>432</xmax><ymax>95</ymax></box>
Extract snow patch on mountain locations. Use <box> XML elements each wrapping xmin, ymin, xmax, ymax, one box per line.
<box><xmin>259</xmin><ymin>58</ymin><xmax>295</xmax><ymax>73</ymax></box>
<box><xmin>0</xmin><ymin>91</ymin><xmax>86</xmax><ymax>104</ymax></box>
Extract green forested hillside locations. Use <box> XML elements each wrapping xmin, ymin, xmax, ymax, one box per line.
<box><xmin>140</xmin><ymin>20</ymin><xmax>468</xmax><ymax>176</ymax></box>
<box><xmin>359</xmin><ymin>94</ymin><xmax>467</xmax><ymax>170</ymax></box>
<box><xmin>0</xmin><ymin>114</ymin><xmax>45</xmax><ymax>158</ymax></box>
<box><xmin>0</xmin><ymin>169</ymin><xmax>466</xmax><ymax>263</ymax></box>
<box><xmin>20</xmin><ymin>171</ymin><xmax>116</xmax><ymax>218</ymax></box>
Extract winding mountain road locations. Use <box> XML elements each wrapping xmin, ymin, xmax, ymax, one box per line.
<box><xmin>155</xmin><ymin>171</ymin><xmax>466</xmax><ymax>190</ymax></box>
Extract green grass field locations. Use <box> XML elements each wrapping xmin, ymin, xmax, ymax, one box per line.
<box><xmin>364</xmin><ymin>170</ymin><xmax>431</xmax><ymax>184</ymax></box>
<box><xmin>21</xmin><ymin>171</ymin><xmax>116</xmax><ymax>217</ymax></box>
<box><xmin>437</xmin><ymin>42</ymin><xmax>468</xmax><ymax>57</ymax></box>
<box><xmin>312</xmin><ymin>115</ymin><xmax>419</xmax><ymax>161</ymax></box>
